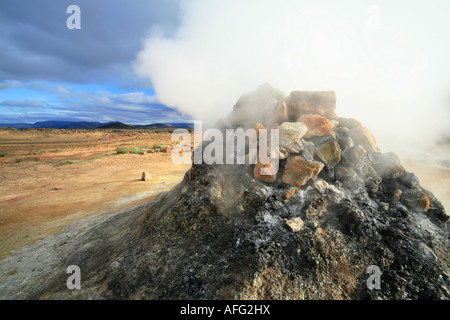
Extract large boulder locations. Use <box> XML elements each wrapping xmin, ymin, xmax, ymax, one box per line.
<box><xmin>277</xmin><ymin>122</ymin><xmax>308</xmax><ymax>159</ymax></box>
<box><xmin>338</xmin><ymin>117</ymin><xmax>362</xmax><ymax>129</ymax></box>
<box><xmin>274</xmin><ymin>100</ymin><xmax>288</xmax><ymax>125</ymax></box>
<box><xmin>282</xmin><ymin>155</ymin><xmax>324</xmax><ymax>187</ymax></box>
<box><xmin>371</xmin><ymin>152</ymin><xmax>406</xmax><ymax>179</ymax></box>
<box><xmin>141</xmin><ymin>171</ymin><xmax>151</xmax><ymax>181</ymax></box>
<box><xmin>315</xmin><ymin>137</ymin><xmax>341</xmax><ymax>169</ymax></box>
<box><xmin>309</xmin><ymin>134</ymin><xmax>342</xmax><ymax>169</ymax></box>
<box><xmin>401</xmin><ymin>188</ymin><xmax>430</xmax><ymax>213</ymax></box>
<box><xmin>350</xmin><ymin>126</ymin><xmax>377</xmax><ymax>152</ymax></box>
<box><xmin>287</xmin><ymin>91</ymin><xmax>337</xmax><ymax>120</ymax></box>
<box><xmin>254</xmin><ymin>157</ymin><xmax>277</xmax><ymax>183</ymax></box>
<box><xmin>341</xmin><ymin>145</ymin><xmax>366</xmax><ymax>168</ymax></box>
<box><xmin>298</xmin><ymin>114</ymin><xmax>333</xmax><ymax>138</ymax></box>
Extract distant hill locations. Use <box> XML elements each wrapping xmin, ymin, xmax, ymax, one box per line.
<box><xmin>136</xmin><ymin>123</ymin><xmax>194</xmax><ymax>129</ymax></box>
<box><xmin>95</xmin><ymin>122</ymin><xmax>135</xmax><ymax>129</ymax></box>
<box><xmin>139</xmin><ymin>123</ymin><xmax>175</xmax><ymax>129</ymax></box>
<box><xmin>0</xmin><ymin>121</ymin><xmax>108</xmax><ymax>129</ymax></box>
<box><xmin>0</xmin><ymin>122</ymin><xmax>31</xmax><ymax>129</ymax></box>
<box><xmin>162</xmin><ymin>122</ymin><xmax>194</xmax><ymax>129</ymax></box>
<box><xmin>95</xmin><ymin>122</ymin><xmax>194</xmax><ymax>130</ymax></box>
<box><xmin>0</xmin><ymin>120</ymin><xmax>194</xmax><ymax>130</ymax></box>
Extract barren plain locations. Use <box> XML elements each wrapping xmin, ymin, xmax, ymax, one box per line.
<box><xmin>0</xmin><ymin>128</ymin><xmax>191</xmax><ymax>257</ymax></box>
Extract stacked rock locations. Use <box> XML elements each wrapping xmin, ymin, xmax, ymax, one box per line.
<box><xmin>226</xmin><ymin>84</ymin><xmax>446</xmax><ymax>221</ymax></box>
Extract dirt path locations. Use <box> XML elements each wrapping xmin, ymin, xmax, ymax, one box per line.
<box><xmin>0</xmin><ymin>129</ymin><xmax>190</xmax><ymax>257</ymax></box>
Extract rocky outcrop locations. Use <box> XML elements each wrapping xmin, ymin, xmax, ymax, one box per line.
<box><xmin>288</xmin><ymin>91</ymin><xmax>337</xmax><ymax>120</ymax></box>
<box><xmin>141</xmin><ymin>171</ymin><xmax>151</xmax><ymax>181</ymax></box>
<box><xmin>254</xmin><ymin>157</ymin><xmax>277</xmax><ymax>183</ymax></box>
<box><xmin>0</xmin><ymin>85</ymin><xmax>448</xmax><ymax>300</ymax></box>
<box><xmin>298</xmin><ymin>114</ymin><xmax>333</xmax><ymax>138</ymax></box>
<box><xmin>350</xmin><ymin>126</ymin><xmax>377</xmax><ymax>152</ymax></box>
<box><xmin>277</xmin><ymin>122</ymin><xmax>308</xmax><ymax>159</ymax></box>
<box><xmin>282</xmin><ymin>155</ymin><xmax>324</xmax><ymax>187</ymax></box>
<box><xmin>313</xmin><ymin>134</ymin><xmax>341</xmax><ymax>170</ymax></box>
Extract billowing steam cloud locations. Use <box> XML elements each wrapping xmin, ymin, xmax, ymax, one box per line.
<box><xmin>133</xmin><ymin>0</ymin><xmax>450</xmax><ymax>151</ymax></box>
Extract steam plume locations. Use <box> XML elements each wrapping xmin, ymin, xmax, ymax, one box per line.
<box><xmin>133</xmin><ymin>0</ymin><xmax>450</xmax><ymax>151</ymax></box>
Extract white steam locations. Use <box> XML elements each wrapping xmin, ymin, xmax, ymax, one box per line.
<box><xmin>133</xmin><ymin>0</ymin><xmax>450</xmax><ymax>151</ymax></box>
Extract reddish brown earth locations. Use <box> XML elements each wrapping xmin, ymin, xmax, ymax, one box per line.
<box><xmin>0</xmin><ymin>129</ymin><xmax>191</xmax><ymax>257</ymax></box>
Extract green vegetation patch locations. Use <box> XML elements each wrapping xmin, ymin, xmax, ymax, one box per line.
<box><xmin>152</xmin><ymin>143</ymin><xmax>165</xmax><ymax>149</ymax></box>
<box><xmin>54</xmin><ymin>161</ymin><xmax>75</xmax><ymax>167</ymax></box>
<box><xmin>52</xmin><ymin>153</ymin><xmax>112</xmax><ymax>166</ymax></box>
<box><xmin>116</xmin><ymin>147</ymin><xmax>146</xmax><ymax>155</ymax></box>
<box><xmin>116</xmin><ymin>148</ymin><xmax>130</xmax><ymax>154</ymax></box>
<box><xmin>130</xmin><ymin>147</ymin><xmax>146</xmax><ymax>154</ymax></box>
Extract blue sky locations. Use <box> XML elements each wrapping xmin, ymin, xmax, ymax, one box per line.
<box><xmin>0</xmin><ymin>0</ymin><xmax>190</xmax><ymax>124</ymax></box>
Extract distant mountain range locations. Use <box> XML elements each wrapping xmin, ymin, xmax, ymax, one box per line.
<box><xmin>0</xmin><ymin>121</ymin><xmax>194</xmax><ymax>130</ymax></box>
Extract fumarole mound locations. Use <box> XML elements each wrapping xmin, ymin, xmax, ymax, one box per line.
<box><xmin>0</xmin><ymin>84</ymin><xmax>448</xmax><ymax>300</ymax></box>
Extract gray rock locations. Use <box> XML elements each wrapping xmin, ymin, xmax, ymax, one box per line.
<box><xmin>371</xmin><ymin>152</ymin><xmax>405</xmax><ymax>179</ymax></box>
<box><xmin>333</xmin><ymin>126</ymin><xmax>354</xmax><ymax>150</ymax></box>
<box><xmin>278</xmin><ymin>122</ymin><xmax>308</xmax><ymax>159</ymax></box>
<box><xmin>399</xmin><ymin>172</ymin><xmax>420</xmax><ymax>188</ymax></box>
<box><xmin>419</xmin><ymin>243</ymin><xmax>438</xmax><ymax>262</ymax></box>
<box><xmin>300</xmin><ymin>140</ymin><xmax>316</xmax><ymax>162</ymax></box>
<box><xmin>342</xmin><ymin>145</ymin><xmax>366</xmax><ymax>167</ymax></box>
<box><xmin>401</xmin><ymin>188</ymin><xmax>430</xmax><ymax>213</ymax></box>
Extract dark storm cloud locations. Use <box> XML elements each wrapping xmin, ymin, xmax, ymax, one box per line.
<box><xmin>0</xmin><ymin>0</ymin><xmax>181</xmax><ymax>84</ymax></box>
